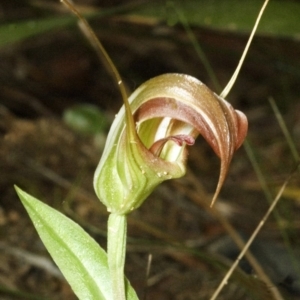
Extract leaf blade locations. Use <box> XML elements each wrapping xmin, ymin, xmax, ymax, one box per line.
<box><xmin>15</xmin><ymin>186</ymin><xmax>138</xmax><ymax>300</ymax></box>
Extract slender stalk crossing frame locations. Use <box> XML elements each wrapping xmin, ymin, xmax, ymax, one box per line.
<box><xmin>210</xmin><ymin>163</ymin><xmax>300</xmax><ymax>300</ymax></box>
<box><xmin>220</xmin><ymin>0</ymin><xmax>270</xmax><ymax>99</ymax></box>
<box><xmin>61</xmin><ymin>2</ymin><xmax>132</xmax><ymax>300</ymax></box>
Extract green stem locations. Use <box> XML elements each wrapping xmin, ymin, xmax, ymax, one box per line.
<box><xmin>107</xmin><ymin>213</ymin><xmax>127</xmax><ymax>300</ymax></box>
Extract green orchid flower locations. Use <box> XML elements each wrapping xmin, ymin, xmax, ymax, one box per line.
<box><xmin>94</xmin><ymin>73</ymin><xmax>248</xmax><ymax>215</ymax></box>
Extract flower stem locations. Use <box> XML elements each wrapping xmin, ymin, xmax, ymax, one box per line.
<box><xmin>107</xmin><ymin>213</ymin><xmax>127</xmax><ymax>300</ymax></box>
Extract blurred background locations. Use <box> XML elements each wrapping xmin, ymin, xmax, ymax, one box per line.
<box><xmin>1</xmin><ymin>0</ymin><xmax>300</xmax><ymax>299</ymax></box>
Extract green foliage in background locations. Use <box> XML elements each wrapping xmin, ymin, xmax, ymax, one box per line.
<box><xmin>0</xmin><ymin>0</ymin><xmax>299</xmax><ymax>49</ymax></box>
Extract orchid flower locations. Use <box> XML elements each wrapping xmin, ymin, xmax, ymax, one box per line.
<box><xmin>94</xmin><ymin>73</ymin><xmax>248</xmax><ymax>215</ymax></box>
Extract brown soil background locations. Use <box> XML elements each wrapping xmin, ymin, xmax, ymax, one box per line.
<box><xmin>1</xmin><ymin>1</ymin><xmax>300</xmax><ymax>299</ymax></box>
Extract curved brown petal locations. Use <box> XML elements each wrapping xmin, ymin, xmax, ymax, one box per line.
<box><xmin>132</xmin><ymin>74</ymin><xmax>248</xmax><ymax>206</ymax></box>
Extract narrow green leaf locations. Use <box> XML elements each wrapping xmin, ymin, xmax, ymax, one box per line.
<box><xmin>133</xmin><ymin>0</ymin><xmax>300</xmax><ymax>39</ymax></box>
<box><xmin>15</xmin><ymin>186</ymin><xmax>138</xmax><ymax>300</ymax></box>
<box><xmin>0</xmin><ymin>2</ymin><xmax>144</xmax><ymax>48</ymax></box>
<box><xmin>0</xmin><ymin>16</ymin><xmax>76</xmax><ymax>48</ymax></box>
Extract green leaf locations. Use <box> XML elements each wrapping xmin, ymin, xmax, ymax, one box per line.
<box><xmin>0</xmin><ymin>16</ymin><xmax>75</xmax><ymax>48</ymax></box>
<box><xmin>133</xmin><ymin>0</ymin><xmax>300</xmax><ymax>39</ymax></box>
<box><xmin>2</xmin><ymin>0</ymin><xmax>298</xmax><ymax>49</ymax></box>
<box><xmin>15</xmin><ymin>186</ymin><xmax>139</xmax><ymax>300</ymax></box>
<box><xmin>63</xmin><ymin>104</ymin><xmax>109</xmax><ymax>135</ymax></box>
<box><xmin>0</xmin><ymin>2</ymin><xmax>144</xmax><ymax>48</ymax></box>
